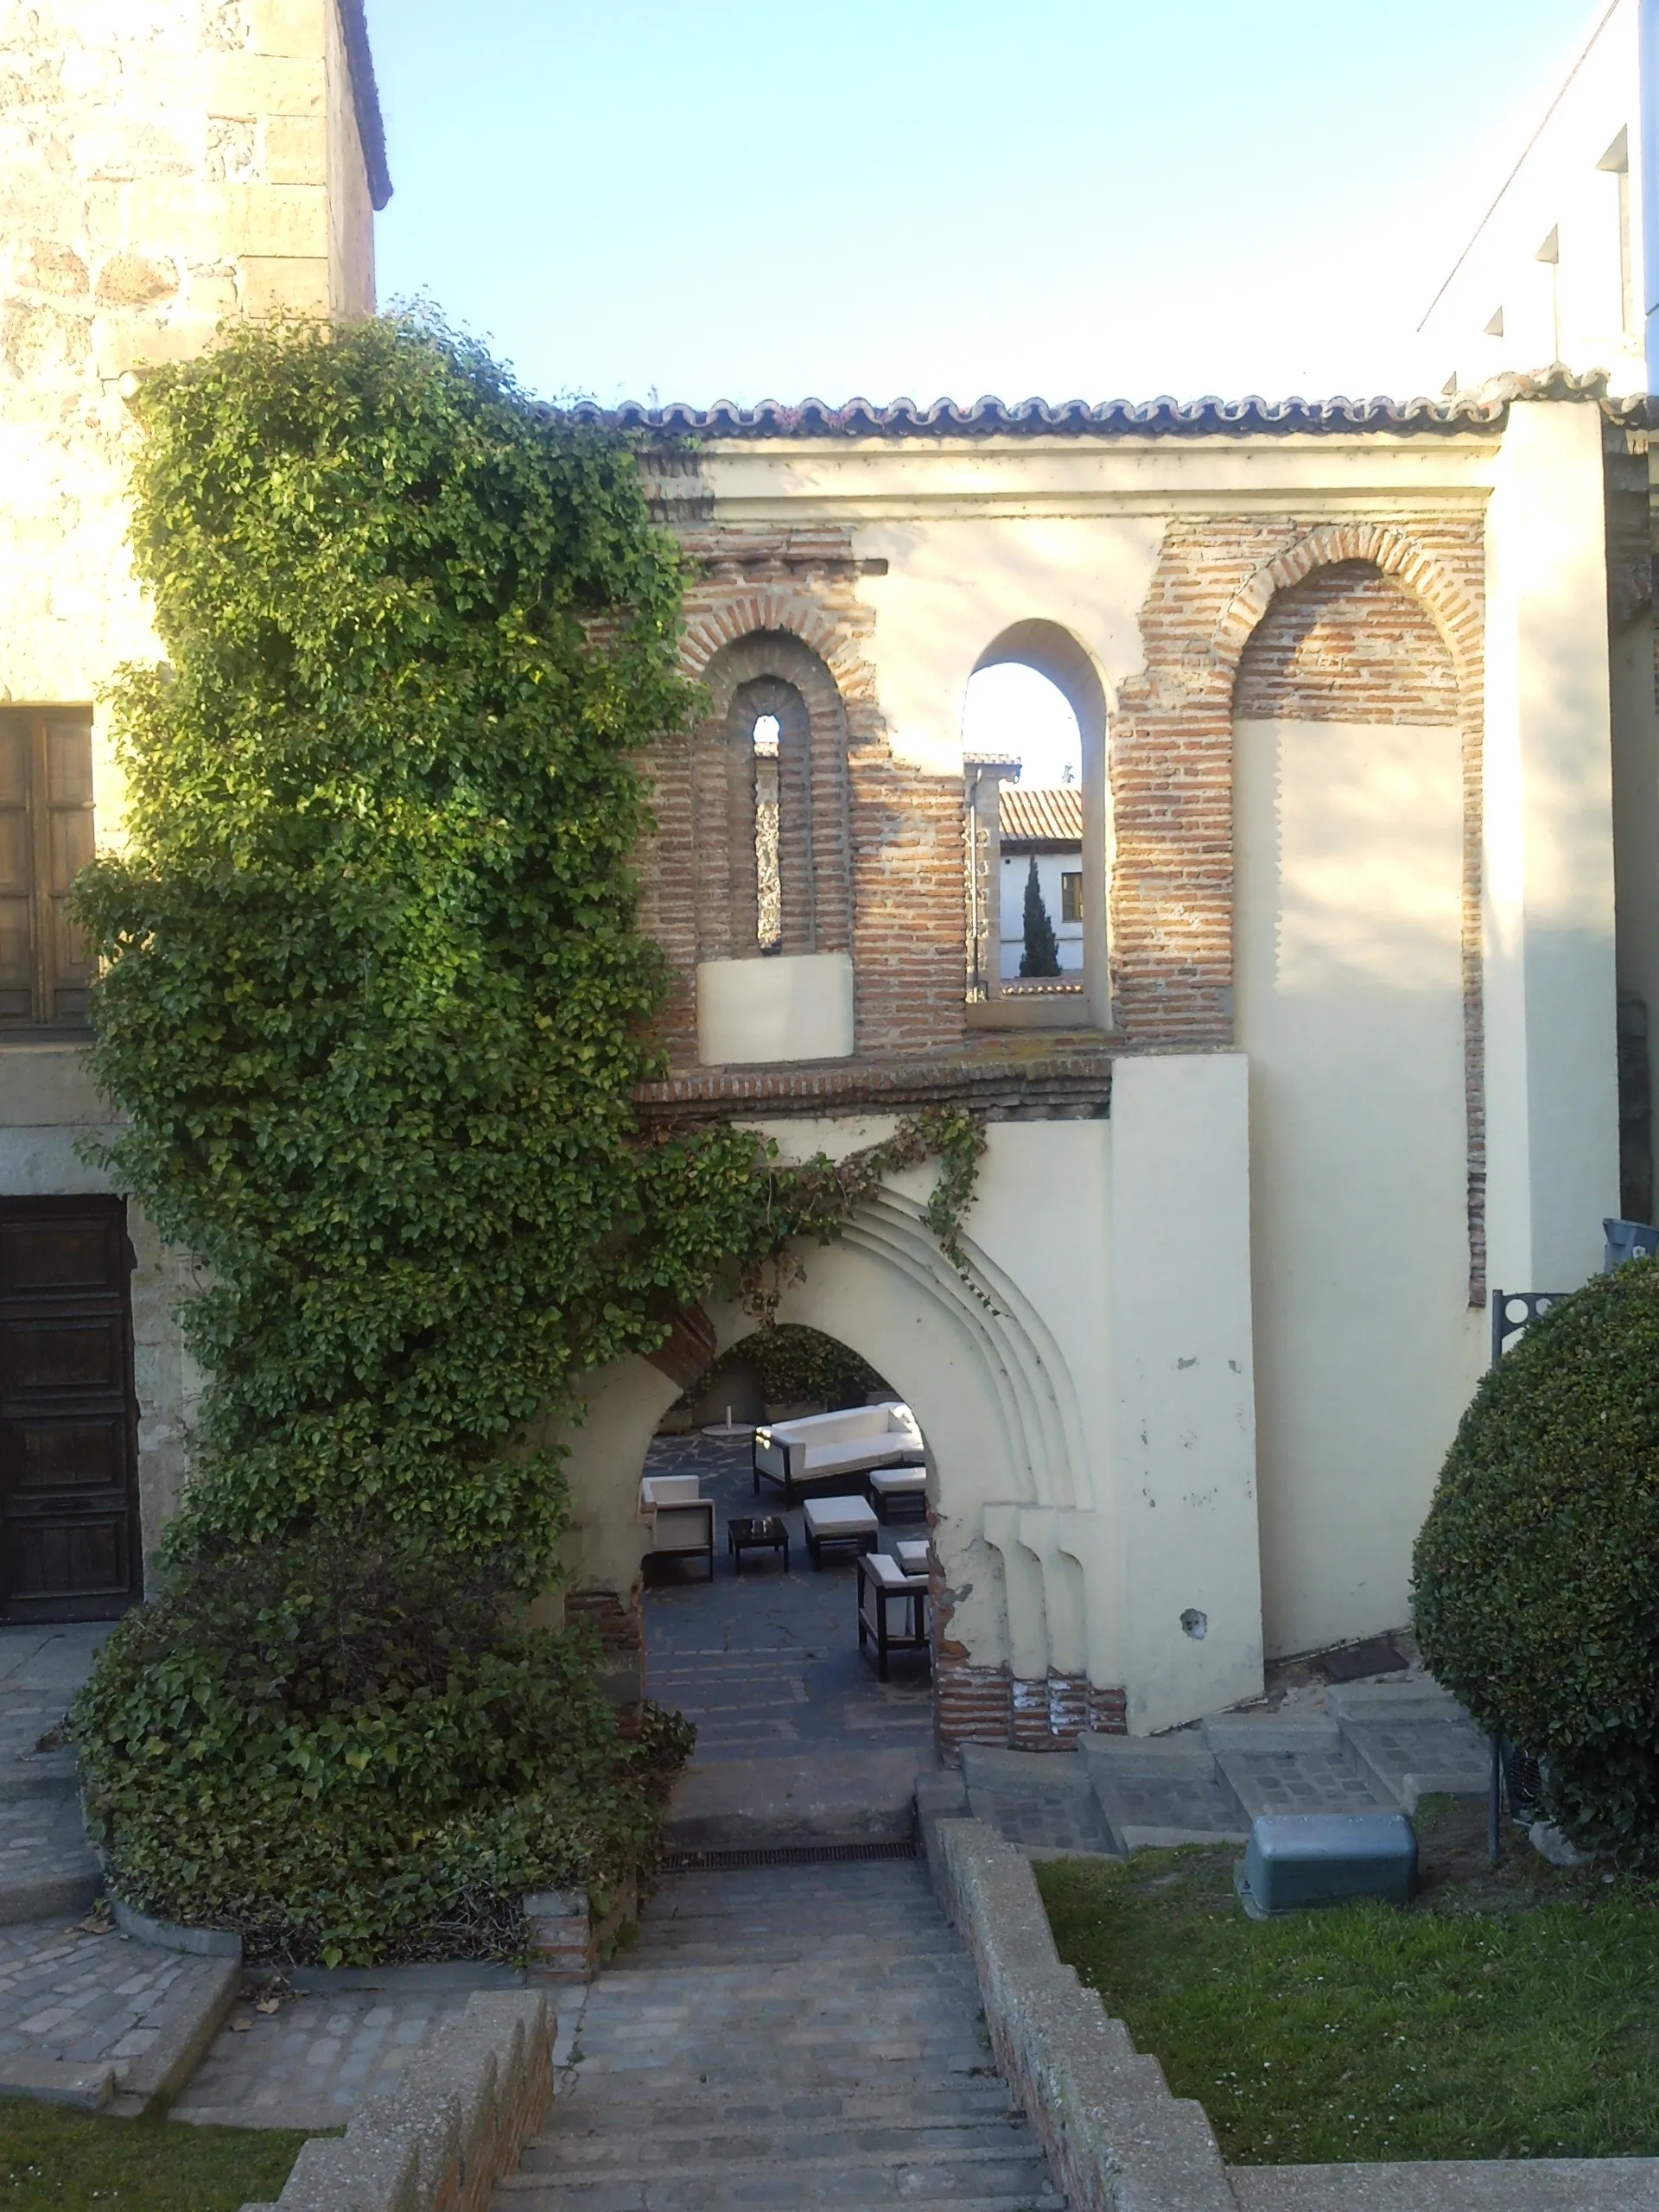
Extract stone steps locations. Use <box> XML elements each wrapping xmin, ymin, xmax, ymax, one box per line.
<box><xmin>528</xmin><ymin>2115</ymin><xmax>1037</xmax><ymax>2165</ymax></box>
<box><xmin>0</xmin><ymin>1793</ymin><xmax>99</xmax><ymax>1925</ymax></box>
<box><xmin>960</xmin><ymin>1679</ymin><xmax>1491</xmax><ymax>1860</ymax></box>
<box><xmin>500</xmin><ymin>2187</ymin><xmax>1064</xmax><ymax>2212</ymax></box>
<box><xmin>493</xmin><ymin>1857</ymin><xmax>1063</xmax><ymax>2210</ymax></box>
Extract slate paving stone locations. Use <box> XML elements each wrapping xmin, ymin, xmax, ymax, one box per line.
<box><xmin>0</xmin><ymin>1919</ymin><xmax>212</xmax><ymax>2072</ymax></box>
<box><xmin>0</xmin><ymin>1625</ymin><xmax>110</xmax><ymax>1767</ymax></box>
<box><xmin>1090</xmin><ymin>1768</ymin><xmax>1247</xmax><ymax>1840</ymax></box>
<box><xmin>642</xmin><ymin>1433</ymin><xmax>933</xmax><ymax>1760</ymax></box>
<box><xmin>1217</xmin><ymin>1747</ymin><xmax>1392</xmax><ymax>1823</ymax></box>
<box><xmin>171</xmin><ymin>1987</ymin><xmax>474</xmax><ymax>2131</ymax></box>
<box><xmin>965</xmin><ymin>1782</ymin><xmax>1115</xmax><ymax>1856</ymax></box>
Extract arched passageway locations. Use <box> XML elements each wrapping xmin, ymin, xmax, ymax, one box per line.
<box><xmin>638</xmin><ymin>1326</ymin><xmax>937</xmax><ymax>1759</ymax></box>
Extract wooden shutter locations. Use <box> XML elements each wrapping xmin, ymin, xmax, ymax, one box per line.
<box><xmin>0</xmin><ymin>710</ymin><xmax>94</xmax><ymax>1029</ymax></box>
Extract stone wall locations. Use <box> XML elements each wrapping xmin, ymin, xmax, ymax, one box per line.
<box><xmin>0</xmin><ymin>0</ymin><xmax>381</xmax><ymax>1591</ymax></box>
<box><xmin>0</xmin><ymin>0</ymin><xmax>378</xmax><ymax>727</ymax></box>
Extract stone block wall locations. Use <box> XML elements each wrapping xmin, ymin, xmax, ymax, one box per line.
<box><xmin>0</xmin><ymin>0</ymin><xmax>378</xmax><ymax>724</ymax></box>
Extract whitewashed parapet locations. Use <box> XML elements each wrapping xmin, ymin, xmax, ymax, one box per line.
<box><xmin>928</xmin><ymin>1811</ymin><xmax>1238</xmax><ymax>2212</ymax></box>
<box><xmin>238</xmin><ymin>1988</ymin><xmax>553</xmax><ymax>2212</ymax></box>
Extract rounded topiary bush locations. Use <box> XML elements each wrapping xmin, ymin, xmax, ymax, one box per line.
<box><xmin>73</xmin><ymin>1535</ymin><xmax>693</xmax><ymax>1965</ymax></box>
<box><xmin>1413</xmin><ymin>1261</ymin><xmax>1659</xmax><ymax>1853</ymax></box>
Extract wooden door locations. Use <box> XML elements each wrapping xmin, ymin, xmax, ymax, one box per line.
<box><xmin>0</xmin><ymin>1198</ymin><xmax>141</xmax><ymax>1621</ymax></box>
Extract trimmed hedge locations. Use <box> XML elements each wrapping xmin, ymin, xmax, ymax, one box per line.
<box><xmin>73</xmin><ymin>1535</ymin><xmax>693</xmax><ymax>1965</ymax></box>
<box><xmin>1413</xmin><ymin>1262</ymin><xmax>1659</xmax><ymax>1853</ymax></box>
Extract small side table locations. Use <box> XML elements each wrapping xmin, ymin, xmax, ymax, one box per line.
<box><xmin>728</xmin><ymin>1515</ymin><xmax>790</xmax><ymax>1577</ymax></box>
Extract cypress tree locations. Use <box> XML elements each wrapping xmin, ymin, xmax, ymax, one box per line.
<box><xmin>1020</xmin><ymin>855</ymin><xmax>1062</xmax><ymax>977</ymax></box>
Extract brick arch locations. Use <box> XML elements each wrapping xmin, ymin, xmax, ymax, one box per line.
<box><xmin>1216</xmin><ymin>522</ymin><xmax>1488</xmax><ymax>1307</ymax></box>
<box><xmin>680</xmin><ymin>589</ymin><xmax>879</xmax><ymax>709</ymax></box>
<box><xmin>1234</xmin><ymin>561</ymin><xmax>1460</xmax><ymax>724</ymax></box>
<box><xmin>692</xmin><ymin>628</ymin><xmax>854</xmax><ymax>964</ymax></box>
<box><xmin>1212</xmin><ymin>523</ymin><xmax>1482</xmax><ymax>707</ymax></box>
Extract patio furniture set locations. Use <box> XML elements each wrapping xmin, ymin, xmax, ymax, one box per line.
<box><xmin>637</xmin><ymin>1402</ymin><xmax>932</xmax><ymax>1679</ymax></box>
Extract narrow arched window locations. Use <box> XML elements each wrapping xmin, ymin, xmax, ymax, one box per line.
<box><xmin>753</xmin><ymin>712</ymin><xmax>782</xmax><ymax>954</ymax></box>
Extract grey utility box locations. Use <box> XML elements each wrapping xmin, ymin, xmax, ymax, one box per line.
<box><xmin>1234</xmin><ymin>1811</ymin><xmax>1416</xmax><ymax>1920</ymax></box>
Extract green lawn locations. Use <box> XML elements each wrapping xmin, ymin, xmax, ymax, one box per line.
<box><xmin>1034</xmin><ymin>1798</ymin><xmax>1659</xmax><ymax>2165</ymax></box>
<box><xmin>0</xmin><ymin>2104</ymin><xmax>309</xmax><ymax>2210</ymax></box>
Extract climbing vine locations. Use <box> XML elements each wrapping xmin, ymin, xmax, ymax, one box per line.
<box><xmin>735</xmin><ymin>1106</ymin><xmax>989</xmax><ymax>1324</ymax></box>
<box><xmin>74</xmin><ymin>314</ymin><xmax>986</xmax><ymax>1595</ymax></box>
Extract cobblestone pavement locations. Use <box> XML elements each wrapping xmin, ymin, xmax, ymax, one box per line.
<box><xmin>0</xmin><ymin>1624</ymin><xmax>108</xmax><ymax>1768</ymax></box>
<box><xmin>172</xmin><ymin>1986</ymin><xmax>476</xmax><ymax>2132</ymax></box>
<box><xmin>642</xmin><ymin>1433</ymin><xmax>934</xmax><ymax>1760</ymax></box>
<box><xmin>1217</xmin><ymin>1745</ymin><xmax>1391</xmax><ymax>1821</ymax></box>
<box><xmin>960</xmin><ymin>1746</ymin><xmax>1116</xmax><ymax>1856</ymax></box>
<box><xmin>0</xmin><ymin>1918</ymin><xmax>218</xmax><ymax>2072</ymax></box>
<box><xmin>0</xmin><ymin>1796</ymin><xmax>99</xmax><ymax>1919</ymax></box>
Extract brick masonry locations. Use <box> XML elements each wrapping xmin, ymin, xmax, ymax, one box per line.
<box><xmin>1114</xmin><ymin>514</ymin><xmax>1487</xmax><ymax>1300</ymax></box>
<box><xmin>1230</xmin><ymin>546</ymin><xmax>1487</xmax><ymax>1301</ymax></box>
<box><xmin>1234</xmin><ymin>560</ymin><xmax>1460</xmax><ymax>721</ymax></box>
<box><xmin>635</xmin><ymin>512</ymin><xmax>1488</xmax><ymax>1303</ymax></box>
<box><xmin>637</xmin><ymin>522</ymin><xmax>967</xmax><ymax>1062</ymax></box>
<box><xmin>931</xmin><ymin>1541</ymin><xmax>1124</xmax><ymax>1755</ymax></box>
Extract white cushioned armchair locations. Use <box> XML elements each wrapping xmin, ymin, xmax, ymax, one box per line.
<box><xmin>752</xmin><ymin>1401</ymin><xmax>924</xmax><ymax>1506</ymax></box>
<box><xmin>639</xmin><ymin>1473</ymin><xmax>715</xmax><ymax>1580</ymax></box>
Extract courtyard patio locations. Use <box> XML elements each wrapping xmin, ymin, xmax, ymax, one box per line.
<box><xmin>639</xmin><ymin>1431</ymin><xmax>934</xmax><ymax>1761</ymax></box>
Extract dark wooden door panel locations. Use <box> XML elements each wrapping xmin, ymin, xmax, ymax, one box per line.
<box><xmin>3</xmin><ymin>1513</ymin><xmax>130</xmax><ymax>1615</ymax></box>
<box><xmin>3</xmin><ymin>1415</ymin><xmax>128</xmax><ymax>1491</ymax></box>
<box><xmin>0</xmin><ymin>1198</ymin><xmax>139</xmax><ymax>1622</ymax></box>
<box><xmin>0</xmin><ymin>1211</ymin><xmax>125</xmax><ymax>1299</ymax></box>
<box><xmin>3</xmin><ymin>1316</ymin><xmax>126</xmax><ymax>1395</ymax></box>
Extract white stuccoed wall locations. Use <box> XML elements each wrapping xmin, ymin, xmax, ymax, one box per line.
<box><xmin>998</xmin><ymin>850</ymin><xmax>1084</xmax><ymax>979</ymax></box>
<box><xmin>1484</xmin><ymin>398</ymin><xmax>1621</xmax><ymax>1296</ymax></box>
<box><xmin>1416</xmin><ymin>0</ymin><xmax>1643</xmax><ymax>392</ymax></box>
<box><xmin>556</xmin><ymin>1055</ymin><xmax>1264</xmax><ymax>1735</ymax></box>
<box><xmin>1104</xmin><ymin>1052</ymin><xmax>1262</xmax><ymax>1731</ymax></box>
<box><xmin>1611</xmin><ymin>607</ymin><xmax>1659</xmax><ymax>1146</ymax></box>
<box><xmin>1236</xmin><ymin>714</ymin><xmax>1484</xmax><ymax>1656</ymax></box>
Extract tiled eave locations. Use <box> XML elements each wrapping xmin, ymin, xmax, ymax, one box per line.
<box><xmin>555</xmin><ymin>367</ymin><xmax>1626</xmax><ymax>445</ymax></box>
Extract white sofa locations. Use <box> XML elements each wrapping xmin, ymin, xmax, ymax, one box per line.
<box><xmin>752</xmin><ymin>1401</ymin><xmax>924</xmax><ymax>1505</ymax></box>
<box><xmin>639</xmin><ymin>1473</ymin><xmax>715</xmax><ymax>1580</ymax></box>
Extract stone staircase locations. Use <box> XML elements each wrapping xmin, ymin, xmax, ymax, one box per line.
<box><xmin>0</xmin><ymin>1630</ymin><xmax>100</xmax><ymax>1926</ymax></box>
<box><xmin>493</xmin><ymin>1854</ymin><xmax>1064</xmax><ymax>2210</ymax></box>
<box><xmin>962</xmin><ymin>1678</ymin><xmax>1491</xmax><ymax>1858</ymax></box>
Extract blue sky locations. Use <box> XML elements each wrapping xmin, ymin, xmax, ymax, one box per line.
<box><xmin>369</xmin><ymin>1</ymin><xmax>1592</xmax><ymax>410</ymax></box>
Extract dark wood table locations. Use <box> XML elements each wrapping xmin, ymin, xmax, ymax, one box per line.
<box><xmin>728</xmin><ymin>1514</ymin><xmax>791</xmax><ymax>1576</ymax></box>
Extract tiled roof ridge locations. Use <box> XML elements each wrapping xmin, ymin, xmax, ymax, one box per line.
<box><xmin>556</xmin><ymin>365</ymin><xmax>1621</xmax><ymax>442</ymax></box>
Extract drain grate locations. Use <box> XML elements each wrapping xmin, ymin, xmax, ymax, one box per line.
<box><xmin>663</xmin><ymin>1836</ymin><xmax>918</xmax><ymax>1872</ymax></box>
